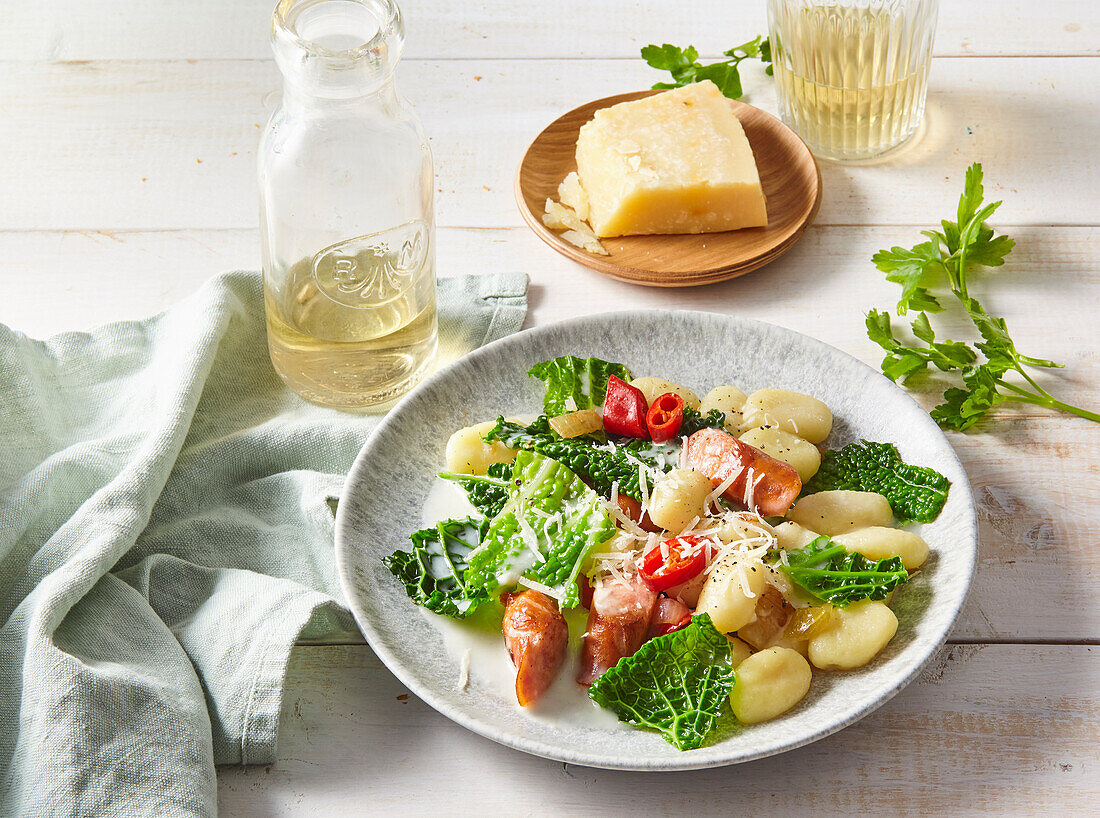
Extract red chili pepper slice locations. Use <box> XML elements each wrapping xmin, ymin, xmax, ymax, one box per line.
<box><xmin>602</xmin><ymin>375</ymin><xmax>649</xmax><ymax>438</ymax></box>
<box><xmin>646</xmin><ymin>392</ymin><xmax>684</xmax><ymax>443</ymax></box>
<box><xmin>637</xmin><ymin>535</ymin><xmax>708</xmax><ymax>592</ymax></box>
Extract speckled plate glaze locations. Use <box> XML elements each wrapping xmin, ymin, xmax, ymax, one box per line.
<box><xmin>335</xmin><ymin>310</ymin><xmax>977</xmax><ymax>771</ymax></box>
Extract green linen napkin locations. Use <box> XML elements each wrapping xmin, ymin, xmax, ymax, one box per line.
<box><xmin>0</xmin><ymin>270</ymin><xmax>528</xmax><ymax>817</ymax></box>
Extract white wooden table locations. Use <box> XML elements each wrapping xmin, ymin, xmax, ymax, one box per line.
<box><xmin>3</xmin><ymin>1</ymin><xmax>1098</xmax><ymax>813</ymax></box>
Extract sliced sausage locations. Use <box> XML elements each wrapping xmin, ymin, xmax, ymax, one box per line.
<box><xmin>615</xmin><ymin>494</ymin><xmax>663</xmax><ymax>533</ymax></box>
<box><xmin>647</xmin><ymin>596</ymin><xmax>693</xmax><ymax>640</ymax></box>
<box><xmin>686</xmin><ymin>428</ymin><xmax>803</xmax><ymax>516</ymax></box>
<box><xmin>577</xmin><ymin>574</ymin><xmax>658</xmax><ymax>686</ymax></box>
<box><xmin>501</xmin><ymin>589</ymin><xmax>569</xmax><ymax>707</ymax></box>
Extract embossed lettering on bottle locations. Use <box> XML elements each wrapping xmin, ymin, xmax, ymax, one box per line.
<box><xmin>312</xmin><ymin>220</ymin><xmax>429</xmax><ymax>308</ymax></box>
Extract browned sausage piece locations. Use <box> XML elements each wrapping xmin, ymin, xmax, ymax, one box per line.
<box><xmin>646</xmin><ymin>596</ymin><xmax>693</xmax><ymax>640</ymax></box>
<box><xmin>576</xmin><ymin>574</ymin><xmax>658</xmax><ymax>686</ymax></box>
<box><xmin>501</xmin><ymin>589</ymin><xmax>569</xmax><ymax>707</ymax></box>
<box><xmin>615</xmin><ymin>494</ymin><xmax>663</xmax><ymax>533</ymax></box>
<box><xmin>685</xmin><ymin>428</ymin><xmax>803</xmax><ymax>516</ymax></box>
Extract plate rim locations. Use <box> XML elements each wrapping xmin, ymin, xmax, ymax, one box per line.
<box><xmin>514</xmin><ymin>92</ymin><xmax>823</xmax><ymax>288</ymax></box>
<box><xmin>334</xmin><ymin>309</ymin><xmax>977</xmax><ymax>771</ymax></box>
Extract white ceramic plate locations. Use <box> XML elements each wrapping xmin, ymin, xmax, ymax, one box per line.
<box><xmin>335</xmin><ymin>310</ymin><xmax>977</xmax><ymax>771</ymax></box>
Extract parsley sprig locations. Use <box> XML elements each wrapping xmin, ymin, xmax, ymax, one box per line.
<box><xmin>641</xmin><ymin>37</ymin><xmax>773</xmax><ymax>100</ymax></box>
<box><xmin>867</xmin><ymin>163</ymin><xmax>1099</xmax><ymax>430</ymax></box>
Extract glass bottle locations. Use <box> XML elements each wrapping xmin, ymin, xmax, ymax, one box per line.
<box><xmin>260</xmin><ymin>0</ymin><xmax>437</xmax><ymax>409</ymax></box>
<box><xmin>767</xmin><ymin>0</ymin><xmax>939</xmax><ymax>161</ymax></box>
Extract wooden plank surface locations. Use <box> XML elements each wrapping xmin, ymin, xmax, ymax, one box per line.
<box><xmin>3</xmin><ymin>0</ymin><xmax>1096</xmax><ymax>61</ymax></box>
<box><xmin>1</xmin><ymin>57</ymin><xmax>1098</xmax><ymax>231</ymax></box>
<box><xmin>216</xmin><ymin>643</ymin><xmax>1100</xmax><ymax>816</ymax></box>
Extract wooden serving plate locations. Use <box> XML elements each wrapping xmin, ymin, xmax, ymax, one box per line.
<box><xmin>515</xmin><ymin>91</ymin><xmax>822</xmax><ymax>287</ymax></box>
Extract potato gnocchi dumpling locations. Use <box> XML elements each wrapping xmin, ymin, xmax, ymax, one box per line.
<box><xmin>740</xmin><ymin>389</ymin><xmax>833</xmax><ymax>444</ymax></box>
<box><xmin>444</xmin><ymin>421</ymin><xmax>518</xmax><ymax>475</ymax></box>
<box><xmin>786</xmin><ymin>490</ymin><xmax>894</xmax><ymax>535</ymax></box>
<box><xmin>738</xmin><ymin>426</ymin><xmax>822</xmax><ymax>482</ymax></box>
<box><xmin>700</xmin><ymin>385</ymin><xmax>748</xmax><ymax>430</ymax></box>
<box><xmin>833</xmin><ymin>526</ymin><xmax>930</xmax><ymax>570</ymax></box>
<box><xmin>773</xmin><ymin>520</ymin><xmax>821</xmax><ymax>551</ymax></box>
<box><xmin>808</xmin><ymin>600</ymin><xmax>898</xmax><ymax>670</ymax></box>
<box><xmin>695</xmin><ymin>555</ymin><xmax>768</xmax><ymax>634</ymax></box>
<box><xmin>730</xmin><ymin>647</ymin><xmax>813</xmax><ymax>724</ymax></box>
<box><xmin>726</xmin><ymin>636</ymin><xmax>754</xmax><ymax>667</ymax></box>
<box><xmin>629</xmin><ymin>376</ymin><xmax>701</xmax><ymax>411</ymax></box>
<box><xmin>705</xmin><ymin>513</ymin><xmax>774</xmax><ymax>546</ymax></box>
<box><xmin>647</xmin><ymin>468</ymin><xmax>713</xmax><ymax>533</ymax></box>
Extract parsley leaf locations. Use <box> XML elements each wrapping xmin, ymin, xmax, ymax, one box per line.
<box><xmin>782</xmin><ymin>536</ymin><xmax>909</xmax><ymax>606</ymax></box>
<box><xmin>866</xmin><ymin>163</ymin><xmax>1099</xmax><ymax>430</ymax></box>
<box><xmin>641</xmin><ymin>37</ymin><xmax>773</xmax><ymax>100</ymax></box>
<box><xmin>802</xmin><ymin>440</ymin><xmax>950</xmax><ymax>523</ymax></box>
<box><xmin>588</xmin><ymin>613</ymin><xmax>735</xmax><ymax>751</ymax></box>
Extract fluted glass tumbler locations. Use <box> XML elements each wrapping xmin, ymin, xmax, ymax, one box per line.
<box><xmin>259</xmin><ymin>0</ymin><xmax>437</xmax><ymax>409</ymax></box>
<box><xmin>767</xmin><ymin>0</ymin><xmax>939</xmax><ymax>161</ymax></box>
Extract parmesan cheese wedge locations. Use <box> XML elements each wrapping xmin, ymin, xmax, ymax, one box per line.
<box><xmin>574</xmin><ymin>81</ymin><xmax>768</xmax><ymax>238</ymax></box>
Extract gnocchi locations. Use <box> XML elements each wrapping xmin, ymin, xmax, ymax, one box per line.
<box><xmin>695</xmin><ymin>555</ymin><xmax>767</xmax><ymax>633</ymax></box>
<box><xmin>708</xmin><ymin>514</ymin><xmax>775</xmax><ymax>545</ymax></box>
<box><xmin>726</xmin><ymin>636</ymin><xmax>754</xmax><ymax>667</ymax></box>
<box><xmin>786</xmin><ymin>490</ymin><xmax>894</xmax><ymax>536</ymax></box>
<box><xmin>740</xmin><ymin>389</ymin><xmax>833</xmax><ymax>444</ymax></box>
<box><xmin>629</xmin><ymin>376</ymin><xmax>701</xmax><ymax>411</ymax></box>
<box><xmin>833</xmin><ymin>526</ymin><xmax>930</xmax><ymax>570</ymax></box>
<box><xmin>730</xmin><ymin>647</ymin><xmax>813</xmax><ymax>724</ymax></box>
<box><xmin>700</xmin><ymin>385</ymin><xmax>748</xmax><ymax>430</ymax></box>
<box><xmin>808</xmin><ymin>600</ymin><xmax>898</xmax><ymax>670</ymax></box>
<box><xmin>773</xmin><ymin>520</ymin><xmax>821</xmax><ymax>551</ymax></box>
<box><xmin>647</xmin><ymin>469</ymin><xmax>713</xmax><ymax>533</ymax></box>
<box><xmin>738</xmin><ymin>426</ymin><xmax>822</xmax><ymax>482</ymax></box>
<box><xmin>444</xmin><ymin>421</ymin><xmax>519</xmax><ymax>475</ymax></box>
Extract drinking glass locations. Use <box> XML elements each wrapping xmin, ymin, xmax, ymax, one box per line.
<box><xmin>767</xmin><ymin>0</ymin><xmax>940</xmax><ymax>161</ymax></box>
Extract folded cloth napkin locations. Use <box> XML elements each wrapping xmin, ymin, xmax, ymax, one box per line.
<box><xmin>0</xmin><ymin>270</ymin><xmax>528</xmax><ymax>817</ymax></box>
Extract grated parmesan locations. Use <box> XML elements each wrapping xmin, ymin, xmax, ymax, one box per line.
<box><xmin>517</xmin><ymin>575</ymin><xmax>563</xmax><ymax>601</ymax></box>
<box><xmin>705</xmin><ymin>468</ymin><xmax>741</xmax><ymax>514</ymax></box>
<box><xmin>458</xmin><ymin>649</ymin><xmax>471</xmax><ymax>690</ymax></box>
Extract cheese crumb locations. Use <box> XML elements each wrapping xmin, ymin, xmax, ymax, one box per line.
<box><xmin>542</xmin><ymin>199</ymin><xmax>608</xmax><ymax>255</ymax></box>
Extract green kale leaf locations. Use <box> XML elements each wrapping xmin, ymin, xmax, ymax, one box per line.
<box><xmin>463</xmin><ymin>450</ymin><xmax>616</xmax><ymax>608</ymax></box>
<box><xmin>782</xmin><ymin>536</ymin><xmax>908</xmax><ymax>606</ymax></box>
<box><xmin>439</xmin><ymin>461</ymin><xmax>514</xmax><ymax>518</ymax></box>
<box><xmin>485</xmin><ymin>416</ymin><xmax>670</xmax><ymax>501</ymax></box>
<box><xmin>527</xmin><ymin>355</ymin><xmax>631</xmax><ymax>416</ymax></box>
<box><xmin>802</xmin><ymin>440</ymin><xmax>950</xmax><ymax>523</ymax></box>
<box><xmin>383</xmin><ymin>517</ymin><xmax>489</xmax><ymax>618</ymax></box>
<box><xmin>588</xmin><ymin>613</ymin><xmax>735</xmax><ymax>751</ymax></box>
<box><xmin>680</xmin><ymin>407</ymin><xmax>727</xmax><ymax>436</ymax></box>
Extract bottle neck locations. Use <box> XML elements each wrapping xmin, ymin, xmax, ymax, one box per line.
<box><xmin>272</xmin><ymin>0</ymin><xmax>404</xmax><ymax>103</ymax></box>
<box><xmin>280</xmin><ymin>74</ymin><xmax>400</xmax><ymax>116</ymax></box>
